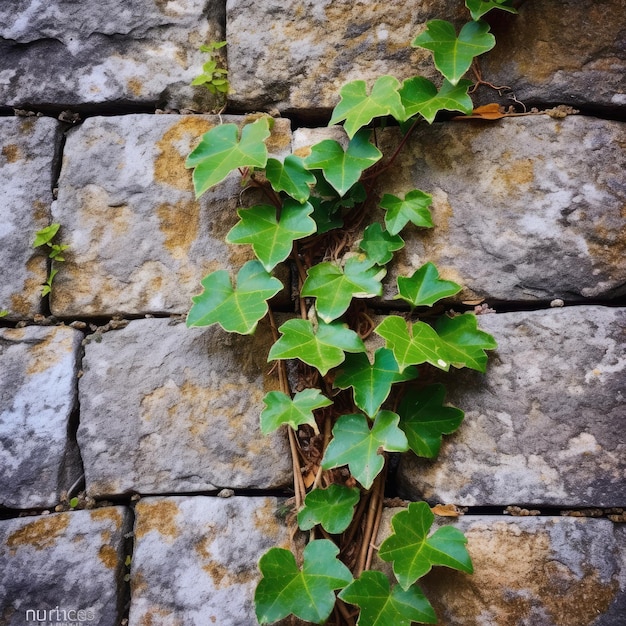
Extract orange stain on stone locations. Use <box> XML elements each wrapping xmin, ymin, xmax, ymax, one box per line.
<box><xmin>98</xmin><ymin>544</ymin><xmax>119</xmax><ymax>569</ymax></box>
<box><xmin>134</xmin><ymin>500</ymin><xmax>181</xmax><ymax>540</ymax></box>
<box><xmin>157</xmin><ymin>200</ymin><xmax>200</xmax><ymax>260</ymax></box>
<box><xmin>6</xmin><ymin>515</ymin><xmax>70</xmax><ymax>554</ymax></box>
<box><xmin>2</xmin><ymin>143</ymin><xmax>22</xmax><ymax>163</ymax></box>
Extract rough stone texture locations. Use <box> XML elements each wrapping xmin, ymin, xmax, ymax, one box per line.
<box><xmin>397</xmin><ymin>306</ymin><xmax>626</xmax><ymax>508</ymax></box>
<box><xmin>0</xmin><ymin>326</ymin><xmax>83</xmax><ymax>509</ymax></box>
<box><xmin>78</xmin><ymin>318</ymin><xmax>292</xmax><ymax>496</ymax></box>
<box><xmin>52</xmin><ymin>114</ymin><xmax>292</xmax><ymax>317</ymax></box>
<box><xmin>375</xmin><ymin>511</ymin><xmax>626</xmax><ymax>626</ymax></box>
<box><xmin>0</xmin><ymin>507</ymin><xmax>131</xmax><ymax>626</ymax></box>
<box><xmin>0</xmin><ymin>117</ymin><xmax>60</xmax><ymax>320</ymax></box>
<box><xmin>130</xmin><ymin>496</ymin><xmax>291</xmax><ymax>626</ymax></box>
<box><xmin>0</xmin><ymin>0</ymin><xmax>225</xmax><ymax>111</ymax></box>
<box><xmin>381</xmin><ymin>116</ymin><xmax>626</xmax><ymax>303</ymax></box>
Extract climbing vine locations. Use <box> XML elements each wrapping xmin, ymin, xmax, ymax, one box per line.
<box><xmin>186</xmin><ymin>2</ymin><xmax>514</xmax><ymax>623</ymax></box>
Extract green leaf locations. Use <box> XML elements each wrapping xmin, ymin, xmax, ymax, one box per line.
<box><xmin>185</xmin><ymin>117</ymin><xmax>271</xmax><ymax>197</ymax></box>
<box><xmin>305</xmin><ymin>129</ymin><xmax>382</xmax><ymax>196</ymax></box>
<box><xmin>268</xmin><ymin>319</ymin><xmax>365</xmax><ymax>376</ymax></box>
<box><xmin>310</xmin><ymin>196</ymin><xmax>345</xmax><ymax>234</ymax></box>
<box><xmin>297</xmin><ymin>484</ymin><xmax>361</xmax><ymax>534</ymax></box>
<box><xmin>255</xmin><ymin>539</ymin><xmax>353</xmax><ymax>624</ymax></box>
<box><xmin>260</xmin><ymin>388</ymin><xmax>333</xmax><ymax>435</ymax></box>
<box><xmin>309</xmin><ymin>181</ymin><xmax>366</xmax><ymax>234</ymax></box>
<box><xmin>329</xmin><ymin>76</ymin><xmax>406</xmax><ymax>138</ymax></box>
<box><xmin>0</xmin><ymin>310</ymin><xmax>8</xmax><ymax>318</ymax></box>
<box><xmin>226</xmin><ymin>199</ymin><xmax>316</xmax><ymax>272</ymax></box>
<box><xmin>412</xmin><ymin>20</ymin><xmax>496</xmax><ymax>85</ymax></box>
<box><xmin>301</xmin><ymin>255</ymin><xmax>386</xmax><ymax>323</ymax></box>
<box><xmin>186</xmin><ymin>260</ymin><xmax>282</xmax><ymax>334</ymax></box>
<box><xmin>33</xmin><ymin>223</ymin><xmax>60</xmax><ymax>247</ymax></box>
<box><xmin>379</xmin><ymin>190</ymin><xmax>433</xmax><ymax>236</ymax></box>
<box><xmin>322</xmin><ymin>411</ymin><xmax>408</xmax><ymax>489</ymax></box>
<box><xmin>69</xmin><ymin>497</ymin><xmax>79</xmax><ymax>508</ymax></box>
<box><xmin>397</xmin><ymin>384</ymin><xmax>464</xmax><ymax>458</ymax></box>
<box><xmin>435</xmin><ymin>313</ymin><xmax>497</xmax><ymax>372</ymax></box>
<box><xmin>338</xmin><ymin>571</ymin><xmax>436</xmax><ymax>626</ymax></box>
<box><xmin>396</xmin><ymin>262</ymin><xmax>462</xmax><ymax>307</ymax></box>
<box><xmin>378</xmin><ymin>502</ymin><xmax>473</xmax><ymax>590</ymax></box>
<box><xmin>399</xmin><ymin>77</ymin><xmax>473</xmax><ymax>124</ymax></box>
<box><xmin>334</xmin><ymin>348</ymin><xmax>418</xmax><ymax>418</ymax></box>
<box><xmin>375</xmin><ymin>316</ymin><xmax>450</xmax><ymax>372</ymax></box>
<box><xmin>266</xmin><ymin>155</ymin><xmax>316</xmax><ymax>204</ymax></box>
<box><xmin>358</xmin><ymin>223</ymin><xmax>404</xmax><ymax>265</ymax></box>
<box><xmin>465</xmin><ymin>0</ymin><xmax>517</xmax><ymax>20</ymax></box>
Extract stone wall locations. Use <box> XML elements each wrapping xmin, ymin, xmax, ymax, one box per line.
<box><xmin>1</xmin><ymin>1</ymin><xmax>625</xmax><ymax>625</ymax></box>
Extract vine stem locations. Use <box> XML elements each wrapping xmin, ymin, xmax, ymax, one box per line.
<box><xmin>354</xmin><ymin>465</ymin><xmax>386</xmax><ymax>577</ymax></box>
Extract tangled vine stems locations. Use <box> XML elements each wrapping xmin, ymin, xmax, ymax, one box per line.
<box><xmin>185</xmin><ymin>1</ymin><xmax>516</xmax><ymax>623</ymax></box>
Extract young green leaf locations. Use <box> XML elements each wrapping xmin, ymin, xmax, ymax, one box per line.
<box><xmin>412</xmin><ymin>20</ymin><xmax>496</xmax><ymax>85</ymax></box>
<box><xmin>466</xmin><ymin>0</ymin><xmax>517</xmax><ymax>21</ymax></box>
<box><xmin>0</xmin><ymin>310</ymin><xmax>8</xmax><ymax>318</ymax></box>
<box><xmin>301</xmin><ymin>256</ymin><xmax>386</xmax><ymax>323</ymax></box>
<box><xmin>305</xmin><ymin>129</ymin><xmax>382</xmax><ymax>196</ymax></box>
<box><xmin>397</xmin><ymin>384</ymin><xmax>464</xmax><ymax>458</ymax></box>
<box><xmin>33</xmin><ymin>223</ymin><xmax>61</xmax><ymax>247</ymax></box>
<box><xmin>334</xmin><ymin>348</ymin><xmax>418</xmax><ymax>418</ymax></box>
<box><xmin>226</xmin><ymin>199</ymin><xmax>316</xmax><ymax>272</ymax></box>
<box><xmin>297</xmin><ymin>484</ymin><xmax>361</xmax><ymax>534</ymax></box>
<box><xmin>186</xmin><ymin>260</ymin><xmax>282</xmax><ymax>334</ymax></box>
<box><xmin>322</xmin><ymin>411</ymin><xmax>408</xmax><ymax>490</ymax></box>
<box><xmin>260</xmin><ymin>388</ymin><xmax>333</xmax><ymax>435</ymax></box>
<box><xmin>329</xmin><ymin>76</ymin><xmax>406</xmax><ymax>138</ymax></box>
<box><xmin>255</xmin><ymin>539</ymin><xmax>353</xmax><ymax>624</ymax></box>
<box><xmin>378</xmin><ymin>501</ymin><xmax>473</xmax><ymax>590</ymax></box>
<box><xmin>268</xmin><ymin>319</ymin><xmax>365</xmax><ymax>376</ymax></box>
<box><xmin>338</xmin><ymin>570</ymin><xmax>436</xmax><ymax>626</ymax></box>
<box><xmin>310</xmin><ymin>196</ymin><xmax>345</xmax><ymax>234</ymax></box>
<box><xmin>379</xmin><ymin>190</ymin><xmax>433</xmax><ymax>236</ymax></box>
<box><xmin>396</xmin><ymin>262</ymin><xmax>462</xmax><ymax>307</ymax></box>
<box><xmin>185</xmin><ymin>117</ymin><xmax>271</xmax><ymax>197</ymax></box>
<box><xmin>266</xmin><ymin>155</ymin><xmax>316</xmax><ymax>204</ymax></box>
<box><xmin>358</xmin><ymin>223</ymin><xmax>405</xmax><ymax>265</ymax></box>
<box><xmin>399</xmin><ymin>77</ymin><xmax>473</xmax><ymax>124</ymax></box>
<box><xmin>309</xmin><ymin>180</ymin><xmax>366</xmax><ymax>234</ymax></box>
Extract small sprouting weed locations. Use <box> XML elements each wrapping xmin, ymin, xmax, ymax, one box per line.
<box><xmin>192</xmin><ymin>41</ymin><xmax>229</xmax><ymax>96</ymax></box>
<box><xmin>33</xmin><ymin>223</ymin><xmax>69</xmax><ymax>297</ymax></box>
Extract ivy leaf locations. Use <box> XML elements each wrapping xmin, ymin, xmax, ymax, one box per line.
<box><xmin>310</xmin><ymin>181</ymin><xmax>366</xmax><ymax>234</ymax></box>
<box><xmin>302</xmin><ymin>256</ymin><xmax>386</xmax><ymax>323</ymax></box>
<box><xmin>397</xmin><ymin>384</ymin><xmax>464</xmax><ymax>458</ymax></box>
<box><xmin>358</xmin><ymin>223</ymin><xmax>405</xmax><ymax>265</ymax></box>
<box><xmin>322</xmin><ymin>411</ymin><xmax>408</xmax><ymax>490</ymax></box>
<box><xmin>268</xmin><ymin>319</ymin><xmax>365</xmax><ymax>376</ymax></box>
<box><xmin>255</xmin><ymin>539</ymin><xmax>353</xmax><ymax>624</ymax></box>
<box><xmin>309</xmin><ymin>196</ymin><xmax>344</xmax><ymax>234</ymax></box>
<box><xmin>465</xmin><ymin>0</ymin><xmax>517</xmax><ymax>20</ymax></box>
<box><xmin>375</xmin><ymin>316</ymin><xmax>450</xmax><ymax>372</ymax></box>
<box><xmin>226</xmin><ymin>199</ymin><xmax>316</xmax><ymax>271</ymax></box>
<box><xmin>435</xmin><ymin>313</ymin><xmax>497</xmax><ymax>372</ymax></box>
<box><xmin>266</xmin><ymin>155</ymin><xmax>317</xmax><ymax>204</ymax></box>
<box><xmin>260</xmin><ymin>388</ymin><xmax>333</xmax><ymax>435</ymax></box>
<box><xmin>412</xmin><ymin>20</ymin><xmax>496</xmax><ymax>85</ymax></box>
<box><xmin>396</xmin><ymin>262</ymin><xmax>462</xmax><ymax>307</ymax></box>
<box><xmin>378</xmin><ymin>501</ymin><xmax>473</xmax><ymax>590</ymax></box>
<box><xmin>329</xmin><ymin>76</ymin><xmax>406</xmax><ymax>139</ymax></box>
<box><xmin>338</xmin><ymin>571</ymin><xmax>436</xmax><ymax>626</ymax></box>
<box><xmin>399</xmin><ymin>77</ymin><xmax>473</xmax><ymax>124</ymax></box>
<box><xmin>334</xmin><ymin>348</ymin><xmax>418</xmax><ymax>418</ymax></box>
<box><xmin>186</xmin><ymin>260</ymin><xmax>282</xmax><ymax>334</ymax></box>
<box><xmin>379</xmin><ymin>190</ymin><xmax>433</xmax><ymax>236</ymax></box>
<box><xmin>297</xmin><ymin>484</ymin><xmax>361</xmax><ymax>534</ymax></box>
<box><xmin>186</xmin><ymin>117</ymin><xmax>271</xmax><ymax>197</ymax></box>
<box><xmin>305</xmin><ymin>129</ymin><xmax>382</xmax><ymax>196</ymax></box>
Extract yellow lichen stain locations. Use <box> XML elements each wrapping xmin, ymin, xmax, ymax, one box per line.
<box><xmin>98</xmin><ymin>544</ymin><xmax>118</xmax><ymax>569</ymax></box>
<box><xmin>157</xmin><ymin>200</ymin><xmax>200</xmax><ymax>260</ymax></box>
<box><xmin>2</xmin><ymin>143</ymin><xmax>22</xmax><ymax>163</ymax></box>
<box><xmin>32</xmin><ymin>200</ymin><xmax>49</xmax><ymax>222</ymax></box>
<box><xmin>90</xmin><ymin>507</ymin><xmax>123</xmax><ymax>530</ymax></box>
<box><xmin>138</xmin><ymin>607</ymin><xmax>182</xmax><ymax>626</ymax></box>
<box><xmin>134</xmin><ymin>500</ymin><xmax>181</xmax><ymax>541</ymax></box>
<box><xmin>26</xmin><ymin>331</ymin><xmax>72</xmax><ymax>375</ymax></box>
<box><xmin>127</xmin><ymin>77</ymin><xmax>143</xmax><ymax>97</ymax></box>
<box><xmin>202</xmin><ymin>559</ymin><xmax>256</xmax><ymax>590</ymax></box>
<box><xmin>252</xmin><ymin>499</ymin><xmax>284</xmax><ymax>540</ymax></box>
<box><xmin>7</xmin><ymin>514</ymin><xmax>70</xmax><ymax>554</ymax></box>
<box><xmin>131</xmin><ymin>569</ymin><xmax>148</xmax><ymax>595</ymax></box>
<box><xmin>2</xmin><ymin>327</ymin><xmax>25</xmax><ymax>341</ymax></box>
<box><xmin>586</xmin><ymin>209</ymin><xmax>626</xmax><ymax>276</ymax></box>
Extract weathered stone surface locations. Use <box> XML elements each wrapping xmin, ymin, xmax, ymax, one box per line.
<box><xmin>78</xmin><ymin>318</ymin><xmax>292</xmax><ymax>496</ymax></box>
<box><xmin>381</xmin><ymin>116</ymin><xmax>626</xmax><ymax>302</ymax></box>
<box><xmin>0</xmin><ymin>507</ymin><xmax>131</xmax><ymax>626</ymax></box>
<box><xmin>397</xmin><ymin>306</ymin><xmax>626</xmax><ymax>507</ymax></box>
<box><xmin>52</xmin><ymin>114</ymin><xmax>292</xmax><ymax>317</ymax></box>
<box><xmin>0</xmin><ymin>117</ymin><xmax>60</xmax><ymax>320</ymax></box>
<box><xmin>130</xmin><ymin>495</ymin><xmax>291</xmax><ymax>625</ymax></box>
<box><xmin>0</xmin><ymin>325</ymin><xmax>83</xmax><ymax>509</ymax></box>
<box><xmin>0</xmin><ymin>0</ymin><xmax>225</xmax><ymax>111</ymax></box>
<box><xmin>375</xmin><ymin>511</ymin><xmax>626</xmax><ymax>626</ymax></box>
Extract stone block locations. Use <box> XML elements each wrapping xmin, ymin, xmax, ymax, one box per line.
<box><xmin>397</xmin><ymin>306</ymin><xmax>626</xmax><ymax>508</ymax></box>
<box><xmin>0</xmin><ymin>507</ymin><xmax>131</xmax><ymax>626</ymax></box>
<box><xmin>52</xmin><ymin>114</ymin><xmax>292</xmax><ymax>317</ymax></box>
<box><xmin>0</xmin><ymin>325</ymin><xmax>83</xmax><ymax>509</ymax></box>
<box><xmin>78</xmin><ymin>318</ymin><xmax>292</xmax><ymax>496</ymax></box>
<box><xmin>129</xmin><ymin>495</ymin><xmax>291</xmax><ymax>626</ymax></box>
<box><xmin>0</xmin><ymin>117</ymin><xmax>60</xmax><ymax>320</ymax></box>
<box><xmin>0</xmin><ymin>0</ymin><xmax>225</xmax><ymax>111</ymax></box>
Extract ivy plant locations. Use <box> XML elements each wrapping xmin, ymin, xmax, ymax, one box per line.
<box><xmin>185</xmin><ymin>2</ymin><xmax>512</xmax><ymax>623</ymax></box>
<box><xmin>33</xmin><ymin>223</ymin><xmax>69</xmax><ymax>297</ymax></box>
